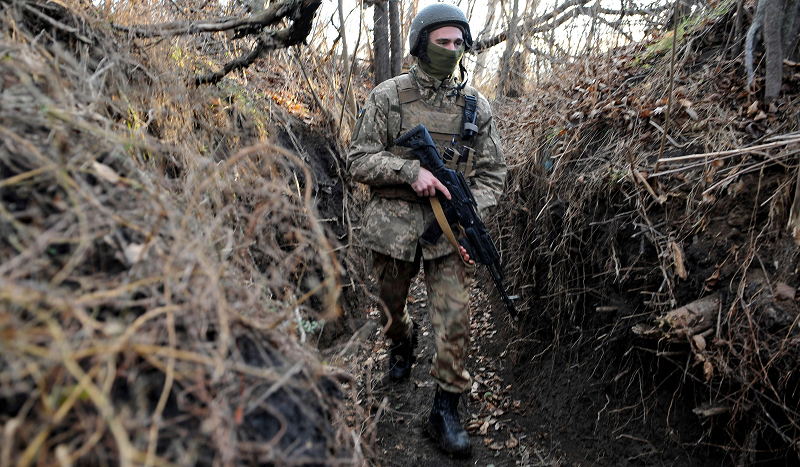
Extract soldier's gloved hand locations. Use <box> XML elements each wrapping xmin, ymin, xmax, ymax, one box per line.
<box><xmin>412</xmin><ymin>167</ymin><xmax>451</xmax><ymax>199</ymax></box>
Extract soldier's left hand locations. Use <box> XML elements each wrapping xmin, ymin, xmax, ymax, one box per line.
<box><xmin>458</xmin><ymin>245</ymin><xmax>475</xmax><ymax>265</ymax></box>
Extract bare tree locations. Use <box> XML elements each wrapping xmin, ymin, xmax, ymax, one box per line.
<box><xmin>497</xmin><ymin>0</ymin><xmax>519</xmax><ymax>98</ymax></box>
<box><xmin>389</xmin><ymin>0</ymin><xmax>402</xmax><ymax>76</ymax></box>
<box><xmin>373</xmin><ymin>0</ymin><xmax>391</xmax><ymax>84</ymax></box>
<box><xmin>764</xmin><ymin>0</ymin><xmax>784</xmax><ymax>98</ymax></box>
<box><xmin>404</xmin><ymin>0</ymin><xmax>419</xmax><ymax>42</ymax></box>
<box><xmin>472</xmin><ymin>0</ymin><xmax>500</xmax><ymax>86</ymax></box>
<box><xmin>506</xmin><ymin>51</ymin><xmax>527</xmax><ymax>97</ymax></box>
<box><xmin>585</xmin><ymin>2</ymin><xmax>599</xmax><ymax>53</ymax></box>
<box><xmin>338</xmin><ymin>0</ymin><xmax>358</xmax><ymax>120</ymax></box>
<box><xmin>472</xmin><ymin>0</ymin><xmax>669</xmax><ymax>53</ymax></box>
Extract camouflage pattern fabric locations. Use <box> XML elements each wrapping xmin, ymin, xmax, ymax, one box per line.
<box><xmin>349</xmin><ymin>64</ymin><xmax>506</xmax><ymax>393</ymax></box>
<box><xmin>373</xmin><ymin>248</ymin><xmax>475</xmax><ymax>393</ymax></box>
<box><xmin>372</xmin><ymin>250</ymin><xmax>417</xmax><ymax>341</ymax></box>
<box><xmin>348</xmin><ymin>65</ymin><xmax>506</xmax><ymax>262</ymax></box>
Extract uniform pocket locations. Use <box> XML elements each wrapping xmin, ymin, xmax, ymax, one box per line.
<box><xmin>390</xmin><ymin>159</ymin><xmax>406</xmax><ymax>171</ymax></box>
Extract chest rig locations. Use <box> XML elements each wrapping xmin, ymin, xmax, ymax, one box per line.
<box><xmin>388</xmin><ymin>73</ymin><xmax>478</xmax><ymax>181</ymax></box>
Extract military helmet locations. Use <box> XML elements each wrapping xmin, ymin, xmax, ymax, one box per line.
<box><xmin>408</xmin><ymin>3</ymin><xmax>473</xmax><ymax>57</ymax></box>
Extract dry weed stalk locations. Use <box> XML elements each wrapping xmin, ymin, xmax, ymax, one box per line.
<box><xmin>0</xmin><ymin>1</ymin><xmax>366</xmax><ymax>465</ymax></box>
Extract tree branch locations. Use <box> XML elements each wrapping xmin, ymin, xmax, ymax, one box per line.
<box><xmin>523</xmin><ymin>43</ymin><xmax>570</xmax><ymax>64</ymax></box>
<box><xmin>473</xmin><ymin>0</ymin><xmax>592</xmax><ymax>52</ymax></box>
<box><xmin>472</xmin><ymin>0</ymin><xmax>671</xmax><ymax>53</ymax></box>
<box><xmin>192</xmin><ymin>0</ymin><xmax>322</xmax><ymax>86</ymax></box>
<box><xmin>114</xmin><ymin>0</ymin><xmax>297</xmax><ymax>38</ymax></box>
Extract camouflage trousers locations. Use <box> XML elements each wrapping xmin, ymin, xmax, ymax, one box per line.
<box><xmin>372</xmin><ymin>247</ymin><xmax>475</xmax><ymax>393</ymax></box>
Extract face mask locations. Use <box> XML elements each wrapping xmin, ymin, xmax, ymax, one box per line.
<box><xmin>419</xmin><ymin>42</ymin><xmax>464</xmax><ymax>81</ymax></box>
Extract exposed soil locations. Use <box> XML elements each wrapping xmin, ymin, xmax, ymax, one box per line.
<box><xmin>489</xmin><ymin>165</ymin><xmax>800</xmax><ymax>466</ymax></box>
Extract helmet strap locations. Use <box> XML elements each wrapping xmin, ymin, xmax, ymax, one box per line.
<box><xmin>418</xmin><ymin>30</ymin><xmax>431</xmax><ymax>64</ymax></box>
<box><xmin>455</xmin><ymin>62</ymin><xmax>468</xmax><ymax>92</ymax></box>
<box><xmin>448</xmin><ymin>61</ymin><xmax>468</xmax><ymax>96</ymax></box>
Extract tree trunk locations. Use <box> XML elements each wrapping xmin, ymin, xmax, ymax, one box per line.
<box><xmin>404</xmin><ymin>0</ymin><xmax>419</xmax><ymax>41</ymax></box>
<box><xmin>473</xmin><ymin>50</ymin><xmax>487</xmax><ymax>86</ymax></box>
<box><xmin>473</xmin><ymin>0</ymin><xmax>500</xmax><ymax>85</ymax></box>
<box><xmin>373</xmin><ymin>1</ymin><xmax>390</xmax><ymax>85</ymax></box>
<box><xmin>765</xmin><ymin>0</ymin><xmax>784</xmax><ymax>99</ymax></box>
<box><xmin>782</xmin><ymin>0</ymin><xmax>800</xmax><ymax>51</ymax></box>
<box><xmin>745</xmin><ymin>0</ymin><xmax>766</xmax><ymax>88</ymax></box>
<box><xmin>496</xmin><ymin>0</ymin><xmax>519</xmax><ymax>98</ymax></box>
<box><xmin>389</xmin><ymin>0</ymin><xmax>402</xmax><ymax>77</ymax></box>
<box><xmin>585</xmin><ymin>2</ymin><xmax>599</xmax><ymax>53</ymax></box>
<box><xmin>506</xmin><ymin>51</ymin><xmax>527</xmax><ymax>97</ymax></box>
<box><xmin>732</xmin><ymin>0</ymin><xmax>745</xmax><ymax>57</ymax></box>
<box><xmin>338</xmin><ymin>0</ymin><xmax>357</xmax><ymax>122</ymax></box>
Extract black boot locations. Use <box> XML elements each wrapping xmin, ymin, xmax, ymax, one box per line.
<box><xmin>388</xmin><ymin>325</ymin><xmax>417</xmax><ymax>381</ymax></box>
<box><xmin>426</xmin><ymin>387</ymin><xmax>471</xmax><ymax>456</ymax></box>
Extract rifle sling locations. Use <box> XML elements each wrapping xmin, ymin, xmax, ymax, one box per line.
<box><xmin>372</xmin><ymin>187</ymin><xmax>467</xmax><ymax>263</ymax></box>
<box><xmin>430</xmin><ymin>197</ymin><xmax>468</xmax><ymax>263</ymax></box>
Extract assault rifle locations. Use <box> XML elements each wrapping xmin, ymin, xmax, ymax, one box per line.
<box><xmin>395</xmin><ymin>124</ymin><xmax>519</xmax><ymax>319</ymax></box>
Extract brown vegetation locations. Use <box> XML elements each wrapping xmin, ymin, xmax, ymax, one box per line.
<box><xmin>0</xmin><ymin>1</ymin><xmax>366</xmax><ymax>465</ymax></box>
<box><xmin>493</xmin><ymin>4</ymin><xmax>800</xmax><ymax>462</ymax></box>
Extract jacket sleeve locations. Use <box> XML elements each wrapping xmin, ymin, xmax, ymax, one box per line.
<box><xmin>346</xmin><ymin>85</ymin><xmax>420</xmax><ymax>187</ymax></box>
<box><xmin>470</xmin><ymin>94</ymin><xmax>507</xmax><ymax>214</ymax></box>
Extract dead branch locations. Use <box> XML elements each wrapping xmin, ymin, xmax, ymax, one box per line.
<box><xmin>473</xmin><ymin>0</ymin><xmax>671</xmax><ymax>53</ymax></box>
<box><xmin>658</xmin><ymin>294</ymin><xmax>721</xmax><ymax>338</ymax></box>
<box><xmin>110</xmin><ymin>0</ymin><xmax>322</xmax><ymax>86</ymax></box>
<box><xmin>474</xmin><ymin>0</ymin><xmax>587</xmax><ymax>52</ymax></box>
<box><xmin>193</xmin><ymin>0</ymin><xmax>322</xmax><ymax>86</ymax></box>
<box><xmin>113</xmin><ymin>0</ymin><xmax>294</xmax><ymax>38</ymax></box>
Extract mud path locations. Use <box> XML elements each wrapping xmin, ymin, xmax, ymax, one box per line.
<box><xmin>354</xmin><ymin>274</ymin><xmax>554</xmax><ymax>467</ymax></box>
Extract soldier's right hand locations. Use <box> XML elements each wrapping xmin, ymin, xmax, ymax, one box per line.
<box><xmin>411</xmin><ymin>167</ymin><xmax>451</xmax><ymax>199</ymax></box>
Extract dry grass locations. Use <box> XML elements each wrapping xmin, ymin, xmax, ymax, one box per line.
<box><xmin>0</xmin><ymin>1</ymin><xmax>369</xmax><ymax>465</ymax></box>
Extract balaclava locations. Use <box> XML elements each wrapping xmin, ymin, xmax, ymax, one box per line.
<box><xmin>419</xmin><ymin>41</ymin><xmax>465</xmax><ymax>81</ymax></box>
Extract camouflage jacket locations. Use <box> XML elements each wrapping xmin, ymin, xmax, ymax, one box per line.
<box><xmin>347</xmin><ymin>65</ymin><xmax>507</xmax><ymax>262</ymax></box>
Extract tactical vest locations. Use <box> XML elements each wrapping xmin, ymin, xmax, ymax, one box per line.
<box><xmin>373</xmin><ymin>73</ymin><xmax>478</xmax><ymax>202</ymax></box>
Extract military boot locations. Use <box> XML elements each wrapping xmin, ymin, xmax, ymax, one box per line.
<box><xmin>426</xmin><ymin>387</ymin><xmax>471</xmax><ymax>456</ymax></box>
<box><xmin>388</xmin><ymin>324</ymin><xmax>417</xmax><ymax>381</ymax></box>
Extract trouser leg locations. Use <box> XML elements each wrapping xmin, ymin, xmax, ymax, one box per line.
<box><xmin>423</xmin><ymin>252</ymin><xmax>475</xmax><ymax>393</ymax></box>
<box><xmin>371</xmin><ymin>249</ymin><xmax>420</xmax><ymax>341</ymax></box>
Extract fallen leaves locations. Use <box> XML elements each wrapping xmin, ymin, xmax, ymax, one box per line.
<box><xmin>123</xmin><ymin>243</ymin><xmax>146</xmax><ymax>264</ymax></box>
<box><xmin>668</xmin><ymin>240</ymin><xmax>688</xmax><ymax>280</ymax></box>
<box><xmin>747</xmin><ymin>100</ymin><xmax>759</xmax><ymax>118</ymax></box>
<box><xmin>505</xmin><ymin>436</ymin><xmax>519</xmax><ymax>449</ymax></box>
<box><xmin>774</xmin><ymin>282</ymin><xmax>796</xmax><ymax>301</ymax></box>
<box><xmin>461</xmin><ymin>288</ymin><xmax>527</xmax><ymax>453</ymax></box>
<box><xmin>91</xmin><ymin>161</ymin><xmax>121</xmax><ymax>184</ymax></box>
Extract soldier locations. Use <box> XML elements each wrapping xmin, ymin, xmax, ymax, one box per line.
<box><xmin>347</xmin><ymin>3</ymin><xmax>507</xmax><ymax>457</ymax></box>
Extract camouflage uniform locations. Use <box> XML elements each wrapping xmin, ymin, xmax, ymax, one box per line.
<box><xmin>347</xmin><ymin>65</ymin><xmax>506</xmax><ymax>393</ymax></box>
